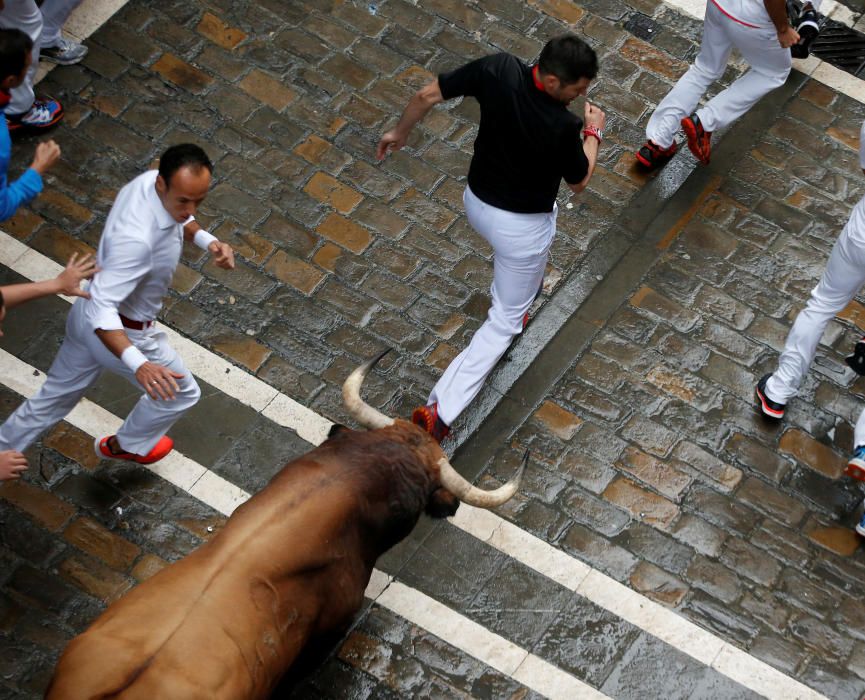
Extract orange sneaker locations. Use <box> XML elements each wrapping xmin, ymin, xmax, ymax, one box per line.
<box><xmin>94</xmin><ymin>435</ymin><xmax>174</xmax><ymax>465</ymax></box>
<box><xmin>411</xmin><ymin>403</ymin><xmax>450</xmax><ymax>443</ymax></box>
<box><xmin>681</xmin><ymin>114</ymin><xmax>711</xmax><ymax>165</ymax></box>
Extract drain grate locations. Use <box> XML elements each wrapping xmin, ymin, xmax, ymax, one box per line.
<box><xmin>809</xmin><ymin>18</ymin><xmax>865</xmax><ymax>77</ymax></box>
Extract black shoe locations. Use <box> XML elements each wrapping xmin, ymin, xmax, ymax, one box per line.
<box><xmin>635</xmin><ymin>140</ymin><xmax>679</xmax><ymax>171</ymax></box>
<box><xmin>755</xmin><ymin>374</ymin><xmax>785</xmax><ymax>419</ymax></box>
<box><xmin>846</xmin><ymin>337</ymin><xmax>865</xmax><ymax>375</ymax></box>
<box><xmin>792</xmin><ymin>5</ymin><xmax>820</xmax><ymax>58</ymax></box>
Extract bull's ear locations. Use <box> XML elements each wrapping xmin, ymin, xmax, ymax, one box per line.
<box><xmin>328</xmin><ymin>423</ymin><xmax>350</xmax><ymax>439</ymax></box>
<box><xmin>425</xmin><ymin>487</ymin><xmax>459</xmax><ymax>518</ymax></box>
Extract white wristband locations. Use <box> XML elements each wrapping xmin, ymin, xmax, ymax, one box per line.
<box><xmin>121</xmin><ymin>345</ymin><xmax>147</xmax><ymax>373</ymax></box>
<box><xmin>193</xmin><ymin>229</ymin><xmax>218</xmax><ymax>251</ymax></box>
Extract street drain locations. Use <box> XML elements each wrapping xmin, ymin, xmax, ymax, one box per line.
<box><xmin>789</xmin><ymin>0</ymin><xmax>865</xmax><ymax>78</ymax></box>
<box><xmin>809</xmin><ymin>18</ymin><xmax>865</xmax><ymax>76</ymax></box>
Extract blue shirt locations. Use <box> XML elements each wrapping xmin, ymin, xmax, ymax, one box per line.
<box><xmin>0</xmin><ymin>109</ymin><xmax>42</xmax><ymax>221</ymax></box>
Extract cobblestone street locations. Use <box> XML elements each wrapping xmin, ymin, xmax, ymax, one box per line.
<box><xmin>1</xmin><ymin>0</ymin><xmax>865</xmax><ymax>697</ymax></box>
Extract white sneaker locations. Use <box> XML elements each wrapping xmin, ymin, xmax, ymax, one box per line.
<box><xmin>40</xmin><ymin>38</ymin><xmax>88</xmax><ymax>65</ymax></box>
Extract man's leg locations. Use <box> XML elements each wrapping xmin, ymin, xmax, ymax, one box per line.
<box><xmin>0</xmin><ymin>305</ymin><xmax>100</xmax><ymax>452</ymax></box>
<box><xmin>109</xmin><ymin>329</ymin><xmax>200</xmax><ymax>456</ymax></box>
<box><xmin>39</xmin><ymin>0</ymin><xmax>87</xmax><ymax>64</ymax></box>
<box><xmin>697</xmin><ymin>22</ymin><xmax>791</xmax><ymax>133</ymax></box>
<box><xmin>426</xmin><ymin>189</ymin><xmax>553</xmax><ymax>428</ymax></box>
<box><xmin>644</xmin><ymin>2</ymin><xmax>732</xmax><ymax>149</ymax></box>
<box><xmin>764</xmin><ymin>200</ymin><xmax>865</xmax><ymax>406</ymax></box>
<box><xmin>0</xmin><ymin>0</ymin><xmax>41</xmax><ymax>116</ymax></box>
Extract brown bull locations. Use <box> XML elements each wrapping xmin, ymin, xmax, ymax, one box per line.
<box><xmin>46</xmin><ymin>352</ymin><xmax>524</xmax><ymax>699</ymax></box>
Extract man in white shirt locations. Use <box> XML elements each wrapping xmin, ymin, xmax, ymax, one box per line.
<box><xmin>0</xmin><ymin>143</ymin><xmax>235</xmax><ymax>466</ymax></box>
<box><xmin>634</xmin><ymin>0</ymin><xmax>810</xmax><ymax>170</ymax></box>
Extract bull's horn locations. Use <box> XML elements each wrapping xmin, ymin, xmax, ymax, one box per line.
<box><xmin>342</xmin><ymin>349</ymin><xmax>395</xmax><ymax>430</ymax></box>
<box><xmin>438</xmin><ymin>449</ymin><xmax>527</xmax><ymax>509</ymax></box>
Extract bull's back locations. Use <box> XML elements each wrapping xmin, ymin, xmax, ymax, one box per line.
<box><xmin>47</xmin><ymin>469</ymin><xmax>372</xmax><ymax>699</ymax></box>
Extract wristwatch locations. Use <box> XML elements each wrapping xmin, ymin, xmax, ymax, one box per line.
<box><xmin>582</xmin><ymin>125</ymin><xmax>603</xmax><ymax>143</ymax></box>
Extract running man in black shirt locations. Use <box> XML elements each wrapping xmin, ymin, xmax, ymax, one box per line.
<box><xmin>377</xmin><ymin>35</ymin><xmax>605</xmax><ymax>442</ymax></box>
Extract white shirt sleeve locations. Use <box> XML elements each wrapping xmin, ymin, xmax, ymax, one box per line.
<box><xmin>85</xmin><ymin>231</ymin><xmax>153</xmax><ymax>332</ymax></box>
<box><xmin>859</xmin><ymin>120</ymin><xmax>865</xmax><ymax>169</ymax></box>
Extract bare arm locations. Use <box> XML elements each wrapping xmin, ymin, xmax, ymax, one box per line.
<box><xmin>0</xmin><ymin>253</ymin><xmax>97</xmax><ymax>309</ymax></box>
<box><xmin>567</xmin><ymin>102</ymin><xmax>606</xmax><ymax>195</ymax></box>
<box><xmin>765</xmin><ymin>0</ymin><xmax>799</xmax><ymax>46</ymax></box>
<box><xmin>376</xmin><ymin>80</ymin><xmax>444</xmax><ymax>160</ymax></box>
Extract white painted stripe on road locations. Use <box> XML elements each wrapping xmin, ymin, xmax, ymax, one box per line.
<box><xmin>453</xmin><ymin>505</ymin><xmax>829</xmax><ymax>700</ymax></box>
<box><xmin>0</xmin><ymin>347</ymin><xmax>604</xmax><ymax>699</ymax></box>
<box><xmin>662</xmin><ymin>0</ymin><xmax>865</xmax><ymax>105</ymax></box>
<box><xmin>378</xmin><ymin>580</ymin><xmax>609</xmax><ymax>700</ymax></box>
<box><xmin>0</xmin><ymin>230</ymin><xmax>332</xmax><ymax>446</ymax></box>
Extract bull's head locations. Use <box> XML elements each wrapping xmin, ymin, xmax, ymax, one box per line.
<box><xmin>342</xmin><ymin>349</ymin><xmax>525</xmax><ymax>511</ymax></box>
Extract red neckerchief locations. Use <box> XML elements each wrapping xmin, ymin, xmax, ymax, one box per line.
<box><xmin>0</xmin><ymin>89</ymin><xmax>10</xmax><ymax>110</ymax></box>
<box><xmin>531</xmin><ymin>65</ymin><xmax>545</xmax><ymax>93</ymax></box>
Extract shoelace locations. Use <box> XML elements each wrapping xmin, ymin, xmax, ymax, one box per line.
<box><xmin>22</xmin><ymin>103</ymin><xmax>54</xmax><ymax>124</ymax></box>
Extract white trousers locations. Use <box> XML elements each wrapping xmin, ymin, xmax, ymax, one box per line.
<box><xmin>766</xmin><ymin>196</ymin><xmax>865</xmax><ymax>446</ymax></box>
<box><xmin>428</xmin><ymin>186</ymin><xmax>555</xmax><ymax>426</ymax></box>
<box><xmin>646</xmin><ymin>0</ymin><xmax>791</xmax><ymax>149</ymax></box>
<box><xmin>0</xmin><ymin>0</ymin><xmax>82</xmax><ymax>115</ymax></box>
<box><xmin>40</xmin><ymin>0</ymin><xmax>83</xmax><ymax>47</ymax></box>
<box><xmin>0</xmin><ymin>299</ymin><xmax>201</xmax><ymax>455</ymax></box>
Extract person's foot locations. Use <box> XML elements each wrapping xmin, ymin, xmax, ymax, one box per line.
<box><xmin>681</xmin><ymin>114</ymin><xmax>711</xmax><ymax>165</ymax></box>
<box><xmin>635</xmin><ymin>140</ymin><xmax>679</xmax><ymax>171</ymax></box>
<box><xmin>411</xmin><ymin>402</ymin><xmax>450</xmax><ymax>443</ymax></box>
<box><xmin>40</xmin><ymin>38</ymin><xmax>88</xmax><ymax>65</ymax></box>
<box><xmin>845</xmin><ymin>445</ymin><xmax>865</xmax><ymax>482</ymax></box>
<box><xmin>94</xmin><ymin>435</ymin><xmax>174</xmax><ymax>465</ymax></box>
<box><xmin>856</xmin><ymin>509</ymin><xmax>865</xmax><ymax>537</ymax></box>
<box><xmin>846</xmin><ymin>336</ymin><xmax>865</xmax><ymax>375</ymax></box>
<box><xmin>7</xmin><ymin>97</ymin><xmax>64</xmax><ymax>133</ymax></box>
<box><xmin>755</xmin><ymin>373</ymin><xmax>785</xmax><ymax>419</ymax></box>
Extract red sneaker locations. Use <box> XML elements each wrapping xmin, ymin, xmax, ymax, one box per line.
<box><xmin>94</xmin><ymin>435</ymin><xmax>174</xmax><ymax>465</ymax></box>
<box><xmin>845</xmin><ymin>447</ymin><xmax>865</xmax><ymax>482</ymax></box>
<box><xmin>681</xmin><ymin>114</ymin><xmax>711</xmax><ymax>165</ymax></box>
<box><xmin>411</xmin><ymin>403</ymin><xmax>450</xmax><ymax>443</ymax></box>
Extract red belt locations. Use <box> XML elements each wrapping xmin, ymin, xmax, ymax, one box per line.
<box><xmin>119</xmin><ymin>314</ymin><xmax>154</xmax><ymax>330</ymax></box>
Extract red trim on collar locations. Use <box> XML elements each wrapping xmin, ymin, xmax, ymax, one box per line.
<box><xmin>531</xmin><ymin>65</ymin><xmax>545</xmax><ymax>93</ymax></box>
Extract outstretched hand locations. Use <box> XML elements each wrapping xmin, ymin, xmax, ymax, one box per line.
<box><xmin>0</xmin><ymin>450</ymin><xmax>27</xmax><ymax>481</ymax></box>
<box><xmin>208</xmin><ymin>240</ymin><xmax>235</xmax><ymax>270</ymax></box>
<box><xmin>55</xmin><ymin>252</ymin><xmax>98</xmax><ymax>298</ymax></box>
<box><xmin>376</xmin><ymin>129</ymin><xmax>407</xmax><ymax>160</ymax></box>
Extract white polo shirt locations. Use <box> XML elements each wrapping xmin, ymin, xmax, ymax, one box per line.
<box><xmin>84</xmin><ymin>170</ymin><xmax>184</xmax><ymax>332</ymax></box>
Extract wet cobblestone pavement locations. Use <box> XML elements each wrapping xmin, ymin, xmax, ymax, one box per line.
<box><xmin>1</xmin><ymin>0</ymin><xmax>865</xmax><ymax>697</ymax></box>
